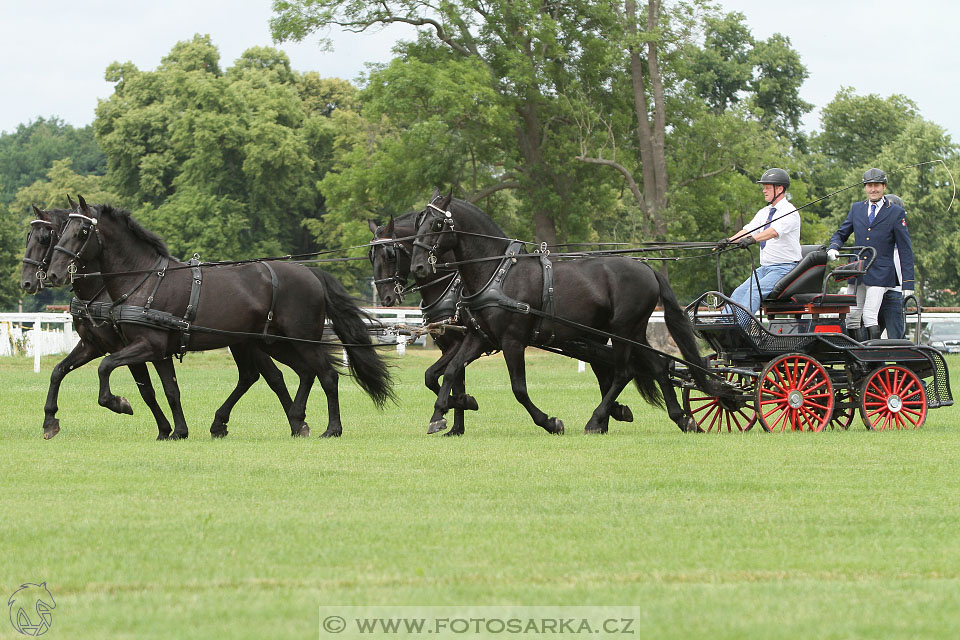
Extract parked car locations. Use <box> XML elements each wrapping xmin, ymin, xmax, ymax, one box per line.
<box><xmin>922</xmin><ymin>322</ymin><xmax>960</xmax><ymax>353</ymax></box>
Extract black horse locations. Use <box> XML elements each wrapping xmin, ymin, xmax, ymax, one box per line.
<box><xmin>45</xmin><ymin>197</ymin><xmax>393</xmax><ymax>439</ymax></box>
<box><xmin>21</xmin><ymin>204</ymin><xmax>296</xmax><ymax>440</ymax></box>
<box><xmin>409</xmin><ymin>195</ymin><xmax>718</xmax><ymax>434</ymax></box>
<box><xmin>369</xmin><ymin>207</ymin><xmax>634</xmax><ymax>436</ymax></box>
<box><xmin>368</xmin><ymin>214</ymin><xmax>477</xmax><ymax>436</ymax></box>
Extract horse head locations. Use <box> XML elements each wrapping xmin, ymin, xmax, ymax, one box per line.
<box><xmin>410</xmin><ymin>193</ymin><xmax>458</xmax><ymax>280</ymax></box>
<box><xmin>21</xmin><ymin>205</ymin><xmax>71</xmax><ymax>294</ymax></box>
<box><xmin>368</xmin><ymin>215</ymin><xmax>414</xmax><ymax>306</ymax></box>
<box><xmin>46</xmin><ymin>195</ymin><xmax>102</xmax><ymax>286</ymax></box>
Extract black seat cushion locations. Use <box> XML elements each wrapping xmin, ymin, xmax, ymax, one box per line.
<box><xmin>765</xmin><ymin>245</ymin><xmax>827</xmax><ymax>301</ymax></box>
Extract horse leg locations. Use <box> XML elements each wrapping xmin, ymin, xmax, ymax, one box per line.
<box><xmin>590</xmin><ymin>361</ymin><xmax>633</xmax><ymax>423</ymax></box>
<box><xmin>41</xmin><ymin>340</ymin><xmax>102</xmax><ymax>439</ymax></box>
<box><xmin>446</xmin><ymin>371</ymin><xmax>467</xmax><ymax>437</ymax></box>
<box><xmin>584</xmin><ymin>371</ymin><xmax>633</xmax><ymax>434</ymax></box>
<box><xmin>427</xmin><ymin>334</ymin><xmax>485</xmax><ymax>434</ymax></box>
<box><xmin>249</xmin><ymin>347</ymin><xmax>303</xmax><ymax>436</ymax></box>
<box><xmin>208</xmin><ymin>344</ymin><xmax>296</xmax><ymax>438</ymax></box>
<box><xmin>316</xmin><ymin>362</ymin><xmax>341</xmax><ymax>438</ymax></box>
<box><xmin>653</xmin><ymin>355</ymin><xmax>697</xmax><ymax>433</ymax></box>
<box><xmin>501</xmin><ymin>342</ymin><xmax>564</xmax><ymax>435</ymax></box>
<box><xmin>128</xmin><ymin>362</ymin><xmax>173</xmax><ymax>440</ymax></box>
<box><xmin>151</xmin><ymin>357</ymin><xmax>190</xmax><ymax>440</ymax></box>
<box><xmin>95</xmin><ymin>342</ymin><xmax>157</xmax><ymax>416</ymax></box>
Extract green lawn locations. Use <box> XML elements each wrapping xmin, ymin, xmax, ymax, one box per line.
<box><xmin>1</xmin><ymin>348</ymin><xmax>958</xmax><ymax>639</ymax></box>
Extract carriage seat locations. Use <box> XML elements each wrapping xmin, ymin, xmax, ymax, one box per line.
<box><xmin>763</xmin><ymin>245</ymin><xmax>856</xmax><ymax>311</ymax></box>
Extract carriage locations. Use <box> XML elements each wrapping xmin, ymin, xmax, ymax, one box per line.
<box><xmin>676</xmin><ymin>245</ymin><xmax>953</xmax><ymax>432</ymax></box>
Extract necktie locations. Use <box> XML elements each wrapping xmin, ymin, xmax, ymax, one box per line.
<box><xmin>868</xmin><ymin>203</ymin><xmax>877</xmax><ymax>225</ymax></box>
<box><xmin>759</xmin><ymin>207</ymin><xmax>776</xmax><ymax>249</ymax></box>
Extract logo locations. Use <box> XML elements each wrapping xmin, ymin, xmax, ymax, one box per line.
<box><xmin>8</xmin><ymin>583</ymin><xmax>56</xmax><ymax>636</ymax></box>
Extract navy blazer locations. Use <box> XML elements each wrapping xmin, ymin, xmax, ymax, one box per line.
<box><xmin>829</xmin><ymin>198</ymin><xmax>914</xmax><ymax>288</ymax></box>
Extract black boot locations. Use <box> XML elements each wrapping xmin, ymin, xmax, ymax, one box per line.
<box><xmin>866</xmin><ymin>325</ymin><xmax>882</xmax><ymax>341</ymax></box>
<box><xmin>850</xmin><ymin>326</ymin><xmax>866</xmax><ymax>342</ymax></box>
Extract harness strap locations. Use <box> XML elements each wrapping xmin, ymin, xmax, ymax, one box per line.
<box><xmin>530</xmin><ymin>252</ymin><xmax>556</xmax><ymax>345</ymax></box>
<box><xmin>260</xmin><ymin>261</ymin><xmax>280</xmax><ymax>340</ymax></box>
<box><xmin>141</xmin><ymin>257</ymin><xmax>170</xmax><ymax>311</ymax></box>
<box><xmin>178</xmin><ymin>256</ymin><xmax>203</xmax><ymax>358</ymax></box>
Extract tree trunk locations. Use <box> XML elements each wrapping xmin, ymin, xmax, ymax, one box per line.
<box><xmin>516</xmin><ymin>101</ymin><xmax>559</xmax><ymax>247</ymax></box>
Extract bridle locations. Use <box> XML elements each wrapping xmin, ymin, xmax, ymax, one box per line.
<box><xmin>412</xmin><ymin>202</ymin><xmax>456</xmax><ymax>270</ymax></box>
<box><xmin>22</xmin><ymin>219</ymin><xmax>59</xmax><ymax>290</ymax></box>
<box><xmin>369</xmin><ymin>236</ymin><xmax>412</xmax><ymax>301</ymax></box>
<box><xmin>53</xmin><ymin>211</ymin><xmax>102</xmax><ymax>277</ymax></box>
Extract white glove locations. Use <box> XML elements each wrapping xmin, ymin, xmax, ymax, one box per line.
<box><xmin>902</xmin><ymin>290</ymin><xmax>914</xmax><ymax>299</ymax></box>
<box><xmin>826</xmin><ymin>248</ymin><xmax>839</xmax><ymax>262</ymax></box>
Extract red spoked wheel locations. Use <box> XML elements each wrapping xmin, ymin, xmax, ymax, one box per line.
<box><xmin>756</xmin><ymin>354</ymin><xmax>834</xmax><ymax>432</ymax></box>
<box><xmin>682</xmin><ymin>372</ymin><xmax>757</xmax><ymax>433</ymax></box>
<box><xmin>859</xmin><ymin>366</ymin><xmax>927</xmax><ymax>430</ymax></box>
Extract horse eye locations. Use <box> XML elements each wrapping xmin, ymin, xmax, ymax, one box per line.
<box><xmin>39</xmin><ymin>233</ymin><xmax>50</xmax><ymax>246</ymax></box>
<box><xmin>386</xmin><ymin>246</ymin><xmax>396</xmax><ymax>261</ymax></box>
<box><xmin>432</xmin><ymin>219</ymin><xmax>444</xmax><ymax>232</ymax></box>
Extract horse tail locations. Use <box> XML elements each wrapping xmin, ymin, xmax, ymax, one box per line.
<box><xmin>653</xmin><ymin>269</ymin><xmax>719</xmax><ymax>396</ymax></box>
<box><xmin>312</xmin><ymin>269</ymin><xmax>395</xmax><ymax>408</ymax></box>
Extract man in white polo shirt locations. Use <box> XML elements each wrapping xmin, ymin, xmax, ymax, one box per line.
<box><xmin>723</xmin><ymin>168</ymin><xmax>802</xmax><ymax>317</ymax></box>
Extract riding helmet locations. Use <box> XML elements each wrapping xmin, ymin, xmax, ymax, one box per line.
<box><xmin>756</xmin><ymin>168</ymin><xmax>791</xmax><ymax>187</ymax></box>
<box><xmin>862</xmin><ymin>168</ymin><xmax>887</xmax><ymax>184</ymax></box>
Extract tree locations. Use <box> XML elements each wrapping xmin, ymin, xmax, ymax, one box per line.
<box><xmin>95</xmin><ymin>35</ymin><xmax>332</xmax><ymax>261</ymax></box>
<box><xmin>272</xmin><ymin>0</ymin><xmax>618</xmax><ymax>247</ymax></box>
<box><xmin>0</xmin><ymin>118</ymin><xmax>105</xmax><ymax>209</ymax></box>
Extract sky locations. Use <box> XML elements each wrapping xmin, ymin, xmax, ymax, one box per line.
<box><xmin>1</xmin><ymin>1</ymin><xmax>957</xmax><ymax>141</ymax></box>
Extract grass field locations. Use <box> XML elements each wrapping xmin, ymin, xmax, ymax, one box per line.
<box><xmin>1</xmin><ymin>347</ymin><xmax>959</xmax><ymax>639</ymax></box>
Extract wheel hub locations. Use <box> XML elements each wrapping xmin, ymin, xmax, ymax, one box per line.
<box><xmin>788</xmin><ymin>390</ymin><xmax>804</xmax><ymax>409</ymax></box>
<box><xmin>887</xmin><ymin>395</ymin><xmax>903</xmax><ymax>413</ymax></box>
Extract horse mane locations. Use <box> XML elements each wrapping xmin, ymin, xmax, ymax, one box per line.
<box><xmin>93</xmin><ymin>204</ymin><xmax>170</xmax><ymax>257</ymax></box>
<box><xmin>450</xmin><ymin>197</ymin><xmax>508</xmax><ymax>238</ymax></box>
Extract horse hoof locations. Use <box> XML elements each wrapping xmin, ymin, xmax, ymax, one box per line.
<box><xmin>462</xmin><ymin>395</ymin><xmax>479</xmax><ymax>411</ymax></box>
<box><xmin>293</xmin><ymin>423</ymin><xmax>311</xmax><ymax>438</ymax></box>
<box><xmin>427</xmin><ymin>418</ymin><xmax>448</xmax><ymax>435</ymax></box>
<box><xmin>548</xmin><ymin>417</ymin><xmax>564</xmax><ymax>435</ymax></box>
<box><xmin>319</xmin><ymin>428</ymin><xmax>342</xmax><ymax>438</ymax></box>
<box><xmin>104</xmin><ymin>396</ymin><xmax>134</xmax><ymax>415</ymax></box>
<box><xmin>611</xmin><ymin>404</ymin><xmax>634</xmax><ymax>422</ymax></box>
<box><xmin>584</xmin><ymin>424</ymin><xmax>607</xmax><ymax>435</ymax></box>
<box><xmin>157</xmin><ymin>433</ymin><xmax>171</xmax><ymax>441</ymax></box>
<box><xmin>683</xmin><ymin>416</ymin><xmax>699</xmax><ymax>433</ymax></box>
<box><xmin>42</xmin><ymin>419</ymin><xmax>60</xmax><ymax>440</ymax></box>
<box><xmin>443</xmin><ymin>428</ymin><xmax>464</xmax><ymax>437</ymax></box>
<box><xmin>168</xmin><ymin>432</ymin><xmax>188</xmax><ymax>440</ymax></box>
<box><xmin>210</xmin><ymin>421</ymin><xmax>229</xmax><ymax>438</ymax></box>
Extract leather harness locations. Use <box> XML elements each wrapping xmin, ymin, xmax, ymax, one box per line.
<box><xmin>457</xmin><ymin>240</ymin><xmax>557</xmax><ymax>350</ymax></box>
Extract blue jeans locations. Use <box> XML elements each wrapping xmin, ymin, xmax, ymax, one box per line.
<box><xmin>730</xmin><ymin>263</ymin><xmax>797</xmax><ymax>316</ymax></box>
<box><xmin>878</xmin><ymin>289</ymin><xmax>905</xmax><ymax>339</ymax></box>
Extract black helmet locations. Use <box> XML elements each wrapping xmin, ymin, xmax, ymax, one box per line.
<box><xmin>862</xmin><ymin>168</ymin><xmax>887</xmax><ymax>184</ymax></box>
<box><xmin>886</xmin><ymin>194</ymin><xmax>905</xmax><ymax>208</ymax></box>
<box><xmin>756</xmin><ymin>168</ymin><xmax>790</xmax><ymax>187</ymax></box>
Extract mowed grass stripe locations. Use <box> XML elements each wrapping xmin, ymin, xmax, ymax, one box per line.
<box><xmin>1</xmin><ymin>349</ymin><xmax>958</xmax><ymax>639</ymax></box>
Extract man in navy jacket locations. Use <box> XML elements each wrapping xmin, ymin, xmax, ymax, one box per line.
<box><xmin>827</xmin><ymin>168</ymin><xmax>915</xmax><ymax>341</ymax></box>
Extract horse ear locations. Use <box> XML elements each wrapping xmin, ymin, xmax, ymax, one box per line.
<box><xmin>78</xmin><ymin>194</ymin><xmax>89</xmax><ymax>212</ymax></box>
<box><xmin>32</xmin><ymin>205</ymin><xmax>44</xmax><ymax>217</ymax></box>
<box><xmin>367</xmin><ymin>219</ymin><xmax>381</xmax><ymax>234</ymax></box>
<box><xmin>431</xmin><ymin>187</ymin><xmax>441</xmax><ymax>201</ymax></box>
<box><xmin>440</xmin><ymin>191</ymin><xmax>453</xmax><ymax>209</ymax></box>
<box><xmin>384</xmin><ymin>216</ymin><xmax>395</xmax><ymax>235</ymax></box>
<box><xmin>67</xmin><ymin>194</ymin><xmax>78</xmax><ymax>210</ymax></box>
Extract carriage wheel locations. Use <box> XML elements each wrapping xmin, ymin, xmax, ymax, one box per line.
<box><xmin>827</xmin><ymin>385</ymin><xmax>855</xmax><ymax>430</ymax></box>
<box><xmin>859</xmin><ymin>366</ymin><xmax>927</xmax><ymax>431</ymax></box>
<box><xmin>682</xmin><ymin>372</ymin><xmax>757</xmax><ymax>433</ymax></box>
<box><xmin>756</xmin><ymin>354</ymin><xmax>834</xmax><ymax>432</ymax></box>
